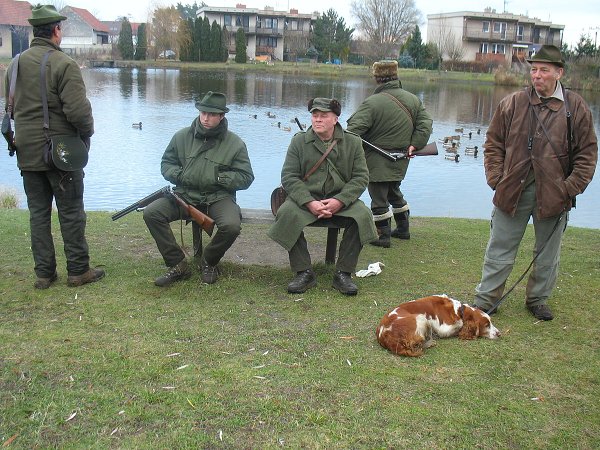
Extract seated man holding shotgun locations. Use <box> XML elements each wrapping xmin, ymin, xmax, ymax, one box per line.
<box><xmin>143</xmin><ymin>92</ymin><xmax>254</xmax><ymax>286</ymax></box>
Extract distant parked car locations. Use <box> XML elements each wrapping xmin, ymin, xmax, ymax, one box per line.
<box><xmin>158</xmin><ymin>50</ymin><xmax>176</xmax><ymax>59</ymax></box>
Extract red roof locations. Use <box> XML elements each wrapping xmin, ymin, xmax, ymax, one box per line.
<box><xmin>0</xmin><ymin>0</ymin><xmax>32</xmax><ymax>27</ymax></box>
<box><xmin>66</xmin><ymin>6</ymin><xmax>110</xmax><ymax>33</ymax></box>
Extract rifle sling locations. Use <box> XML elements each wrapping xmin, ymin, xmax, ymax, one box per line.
<box><xmin>40</xmin><ymin>50</ymin><xmax>54</xmax><ymax>140</ymax></box>
<box><xmin>7</xmin><ymin>54</ymin><xmax>20</xmax><ymax>117</ymax></box>
<box><xmin>303</xmin><ymin>139</ymin><xmax>338</xmax><ymax>181</ymax></box>
<box><xmin>381</xmin><ymin>92</ymin><xmax>414</xmax><ymax>129</ymax></box>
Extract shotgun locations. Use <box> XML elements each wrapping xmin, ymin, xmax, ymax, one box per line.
<box><xmin>1</xmin><ymin>115</ymin><xmax>17</xmax><ymax>156</ymax></box>
<box><xmin>111</xmin><ymin>186</ymin><xmax>215</xmax><ymax>236</ymax></box>
<box><xmin>362</xmin><ymin>139</ymin><xmax>438</xmax><ymax>161</ymax></box>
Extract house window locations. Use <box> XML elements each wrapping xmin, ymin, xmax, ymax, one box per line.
<box><xmin>516</xmin><ymin>25</ymin><xmax>524</xmax><ymax>40</ymax></box>
<box><xmin>264</xmin><ymin>18</ymin><xmax>277</xmax><ymax>29</ymax></box>
<box><xmin>492</xmin><ymin>43</ymin><xmax>505</xmax><ymax>54</ymax></box>
<box><xmin>480</xmin><ymin>42</ymin><xmax>489</xmax><ymax>53</ymax></box>
<box><xmin>235</xmin><ymin>15</ymin><xmax>249</xmax><ymax>27</ymax></box>
<box><xmin>289</xmin><ymin>20</ymin><xmax>298</xmax><ymax>31</ymax></box>
<box><xmin>482</xmin><ymin>21</ymin><xmax>490</xmax><ymax>33</ymax></box>
<box><xmin>258</xmin><ymin>36</ymin><xmax>277</xmax><ymax>47</ymax></box>
<box><xmin>224</xmin><ymin>14</ymin><xmax>232</xmax><ymax>26</ymax></box>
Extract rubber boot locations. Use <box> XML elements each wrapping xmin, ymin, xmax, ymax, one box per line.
<box><xmin>370</xmin><ymin>219</ymin><xmax>391</xmax><ymax>248</ymax></box>
<box><xmin>391</xmin><ymin>210</ymin><xmax>410</xmax><ymax>240</ymax></box>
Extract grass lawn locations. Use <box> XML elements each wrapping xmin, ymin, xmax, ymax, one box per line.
<box><xmin>1</xmin><ymin>209</ymin><xmax>599</xmax><ymax>448</ymax></box>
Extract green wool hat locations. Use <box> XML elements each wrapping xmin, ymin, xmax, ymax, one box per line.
<box><xmin>28</xmin><ymin>4</ymin><xmax>67</xmax><ymax>26</ymax></box>
<box><xmin>526</xmin><ymin>45</ymin><xmax>565</xmax><ymax>68</ymax></box>
<box><xmin>195</xmin><ymin>91</ymin><xmax>230</xmax><ymax>113</ymax></box>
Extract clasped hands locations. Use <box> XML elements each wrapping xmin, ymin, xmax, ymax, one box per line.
<box><xmin>306</xmin><ymin>198</ymin><xmax>343</xmax><ymax>219</ymax></box>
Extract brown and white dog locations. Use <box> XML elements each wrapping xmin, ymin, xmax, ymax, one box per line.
<box><xmin>376</xmin><ymin>295</ymin><xmax>500</xmax><ymax>357</ymax></box>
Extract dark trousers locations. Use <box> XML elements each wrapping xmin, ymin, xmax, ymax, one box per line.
<box><xmin>143</xmin><ymin>196</ymin><xmax>242</xmax><ymax>267</ymax></box>
<box><xmin>288</xmin><ymin>216</ymin><xmax>362</xmax><ymax>273</ymax></box>
<box><xmin>22</xmin><ymin>170</ymin><xmax>90</xmax><ymax>277</ymax></box>
<box><xmin>368</xmin><ymin>181</ymin><xmax>407</xmax><ymax>215</ymax></box>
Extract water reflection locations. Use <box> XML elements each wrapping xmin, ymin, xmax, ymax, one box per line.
<box><xmin>1</xmin><ymin>68</ymin><xmax>598</xmax><ymax>229</ymax></box>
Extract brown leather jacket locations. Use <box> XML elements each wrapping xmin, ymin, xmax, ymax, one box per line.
<box><xmin>484</xmin><ymin>86</ymin><xmax>597</xmax><ymax>219</ymax></box>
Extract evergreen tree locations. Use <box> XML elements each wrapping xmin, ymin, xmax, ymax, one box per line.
<box><xmin>209</xmin><ymin>20</ymin><xmax>221</xmax><ymax>62</ymax></box>
<box><xmin>117</xmin><ymin>18</ymin><xmax>134</xmax><ymax>60</ymax></box>
<box><xmin>311</xmin><ymin>9</ymin><xmax>354</xmax><ymax>62</ymax></box>
<box><xmin>220</xmin><ymin>25</ymin><xmax>229</xmax><ymax>62</ymax></box>
<box><xmin>200</xmin><ymin>17</ymin><xmax>211</xmax><ymax>61</ymax></box>
<box><xmin>134</xmin><ymin>23</ymin><xmax>147</xmax><ymax>60</ymax></box>
<box><xmin>194</xmin><ymin>17</ymin><xmax>202</xmax><ymax>61</ymax></box>
<box><xmin>406</xmin><ymin>25</ymin><xmax>426</xmax><ymax>68</ymax></box>
<box><xmin>235</xmin><ymin>27</ymin><xmax>247</xmax><ymax>63</ymax></box>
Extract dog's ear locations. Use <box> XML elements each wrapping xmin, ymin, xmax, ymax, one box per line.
<box><xmin>459</xmin><ymin>321</ymin><xmax>479</xmax><ymax>340</ymax></box>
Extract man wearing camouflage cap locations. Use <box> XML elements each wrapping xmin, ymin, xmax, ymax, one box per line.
<box><xmin>347</xmin><ymin>60</ymin><xmax>433</xmax><ymax>247</ymax></box>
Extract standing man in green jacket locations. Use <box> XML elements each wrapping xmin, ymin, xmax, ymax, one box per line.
<box><xmin>268</xmin><ymin>98</ymin><xmax>377</xmax><ymax>295</ymax></box>
<box><xmin>143</xmin><ymin>92</ymin><xmax>254</xmax><ymax>286</ymax></box>
<box><xmin>347</xmin><ymin>60</ymin><xmax>433</xmax><ymax>247</ymax></box>
<box><xmin>5</xmin><ymin>5</ymin><xmax>104</xmax><ymax>289</ymax></box>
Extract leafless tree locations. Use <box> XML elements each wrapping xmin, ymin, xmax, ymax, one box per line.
<box><xmin>444</xmin><ymin>31</ymin><xmax>465</xmax><ymax>69</ymax></box>
<box><xmin>148</xmin><ymin>6</ymin><xmax>180</xmax><ymax>59</ymax></box>
<box><xmin>351</xmin><ymin>0</ymin><xmax>421</xmax><ymax>60</ymax></box>
<box><xmin>427</xmin><ymin>15</ymin><xmax>464</xmax><ymax>69</ymax></box>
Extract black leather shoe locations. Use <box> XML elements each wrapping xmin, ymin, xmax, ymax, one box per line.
<box><xmin>332</xmin><ymin>271</ymin><xmax>358</xmax><ymax>296</ymax></box>
<box><xmin>287</xmin><ymin>269</ymin><xmax>316</xmax><ymax>294</ymax></box>
<box><xmin>527</xmin><ymin>304</ymin><xmax>554</xmax><ymax>321</ymax></box>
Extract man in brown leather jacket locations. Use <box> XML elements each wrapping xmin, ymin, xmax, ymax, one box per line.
<box><xmin>473</xmin><ymin>45</ymin><xmax>597</xmax><ymax>321</ymax></box>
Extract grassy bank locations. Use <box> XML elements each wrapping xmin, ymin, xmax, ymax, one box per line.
<box><xmin>1</xmin><ymin>209</ymin><xmax>599</xmax><ymax>448</ymax></box>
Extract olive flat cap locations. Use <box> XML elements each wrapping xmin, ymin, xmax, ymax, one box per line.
<box><xmin>307</xmin><ymin>98</ymin><xmax>341</xmax><ymax>116</ymax></box>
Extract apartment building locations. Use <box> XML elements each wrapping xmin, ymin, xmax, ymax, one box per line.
<box><xmin>197</xmin><ymin>3</ymin><xmax>317</xmax><ymax>61</ymax></box>
<box><xmin>427</xmin><ymin>8</ymin><xmax>564</xmax><ymax>65</ymax></box>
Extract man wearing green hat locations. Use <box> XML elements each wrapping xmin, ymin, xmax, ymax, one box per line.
<box><xmin>4</xmin><ymin>4</ymin><xmax>104</xmax><ymax>289</ymax></box>
<box><xmin>143</xmin><ymin>92</ymin><xmax>254</xmax><ymax>286</ymax></box>
<box><xmin>268</xmin><ymin>97</ymin><xmax>377</xmax><ymax>296</ymax></box>
<box><xmin>473</xmin><ymin>45</ymin><xmax>597</xmax><ymax>321</ymax></box>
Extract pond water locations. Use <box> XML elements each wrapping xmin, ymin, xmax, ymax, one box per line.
<box><xmin>1</xmin><ymin>67</ymin><xmax>599</xmax><ymax>229</ymax></box>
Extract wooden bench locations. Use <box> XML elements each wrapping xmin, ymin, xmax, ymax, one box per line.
<box><xmin>192</xmin><ymin>208</ymin><xmax>343</xmax><ymax>264</ymax></box>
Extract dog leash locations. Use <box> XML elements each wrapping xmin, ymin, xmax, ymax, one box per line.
<box><xmin>483</xmin><ymin>213</ymin><xmax>565</xmax><ymax>315</ymax></box>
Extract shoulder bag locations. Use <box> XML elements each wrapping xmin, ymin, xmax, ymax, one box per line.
<box><xmin>40</xmin><ymin>50</ymin><xmax>89</xmax><ymax>171</ymax></box>
<box><xmin>270</xmin><ymin>139</ymin><xmax>338</xmax><ymax>216</ymax></box>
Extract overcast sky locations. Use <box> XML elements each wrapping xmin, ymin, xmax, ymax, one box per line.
<box><xmin>71</xmin><ymin>0</ymin><xmax>599</xmax><ymax>49</ymax></box>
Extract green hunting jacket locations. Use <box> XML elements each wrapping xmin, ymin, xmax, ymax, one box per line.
<box><xmin>268</xmin><ymin>123</ymin><xmax>377</xmax><ymax>251</ymax></box>
<box><xmin>161</xmin><ymin>117</ymin><xmax>254</xmax><ymax>206</ymax></box>
<box><xmin>346</xmin><ymin>80</ymin><xmax>433</xmax><ymax>182</ymax></box>
<box><xmin>5</xmin><ymin>38</ymin><xmax>94</xmax><ymax>171</ymax></box>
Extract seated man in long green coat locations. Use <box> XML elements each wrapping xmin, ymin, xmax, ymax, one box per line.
<box><xmin>268</xmin><ymin>98</ymin><xmax>377</xmax><ymax>295</ymax></box>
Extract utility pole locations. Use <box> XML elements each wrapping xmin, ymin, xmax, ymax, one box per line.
<box><xmin>590</xmin><ymin>27</ymin><xmax>600</xmax><ymax>56</ymax></box>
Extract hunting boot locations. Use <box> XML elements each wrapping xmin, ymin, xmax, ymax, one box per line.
<box><xmin>155</xmin><ymin>260</ymin><xmax>191</xmax><ymax>287</ymax></box>
<box><xmin>370</xmin><ymin>219</ymin><xmax>391</xmax><ymax>248</ymax></box>
<box><xmin>391</xmin><ymin>210</ymin><xmax>410</xmax><ymax>240</ymax></box>
<box><xmin>67</xmin><ymin>268</ymin><xmax>105</xmax><ymax>287</ymax></box>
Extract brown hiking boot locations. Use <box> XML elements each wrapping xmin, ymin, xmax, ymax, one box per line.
<box><xmin>527</xmin><ymin>304</ymin><xmax>554</xmax><ymax>321</ymax></box>
<box><xmin>155</xmin><ymin>260</ymin><xmax>191</xmax><ymax>287</ymax></box>
<box><xmin>67</xmin><ymin>268</ymin><xmax>105</xmax><ymax>287</ymax></box>
<box><xmin>34</xmin><ymin>272</ymin><xmax>58</xmax><ymax>289</ymax></box>
<box><xmin>200</xmin><ymin>258</ymin><xmax>220</xmax><ymax>284</ymax></box>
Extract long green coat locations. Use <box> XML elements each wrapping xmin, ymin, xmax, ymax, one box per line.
<box><xmin>346</xmin><ymin>80</ymin><xmax>433</xmax><ymax>182</ymax></box>
<box><xmin>161</xmin><ymin>117</ymin><xmax>254</xmax><ymax>205</ymax></box>
<box><xmin>5</xmin><ymin>38</ymin><xmax>94</xmax><ymax>171</ymax></box>
<box><xmin>268</xmin><ymin>123</ymin><xmax>377</xmax><ymax>251</ymax></box>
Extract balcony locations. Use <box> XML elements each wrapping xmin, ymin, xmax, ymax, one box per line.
<box><xmin>255</xmin><ymin>27</ymin><xmax>283</xmax><ymax>37</ymax></box>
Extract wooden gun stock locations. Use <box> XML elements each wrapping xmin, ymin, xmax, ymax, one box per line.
<box><xmin>169</xmin><ymin>190</ymin><xmax>215</xmax><ymax>237</ymax></box>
